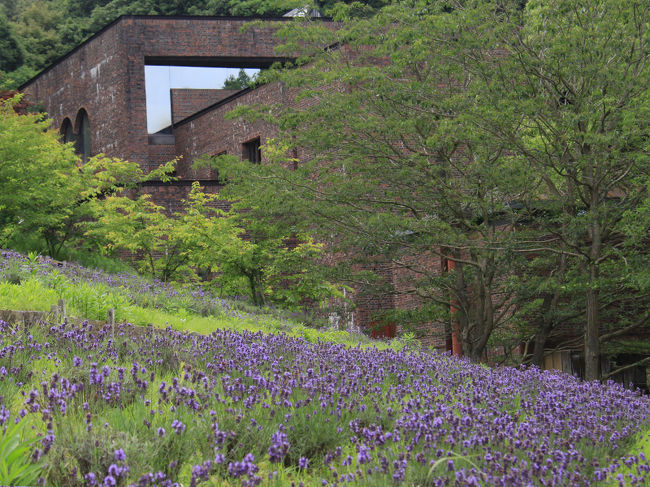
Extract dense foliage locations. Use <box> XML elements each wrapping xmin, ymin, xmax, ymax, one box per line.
<box><xmin>216</xmin><ymin>0</ymin><xmax>650</xmax><ymax>377</ymax></box>
<box><xmin>84</xmin><ymin>179</ymin><xmax>340</xmax><ymax>307</ymax></box>
<box><xmin>0</xmin><ymin>95</ymin><xmax>175</xmax><ymax>260</ymax></box>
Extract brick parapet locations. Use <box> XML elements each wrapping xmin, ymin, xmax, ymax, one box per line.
<box><xmin>171</xmin><ymin>89</ymin><xmax>239</xmax><ymax>124</ymax></box>
<box><xmin>173</xmin><ymin>82</ymin><xmax>287</xmax><ymax>170</ymax></box>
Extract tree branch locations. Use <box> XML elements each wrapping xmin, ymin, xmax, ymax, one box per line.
<box><xmin>602</xmin><ymin>357</ymin><xmax>650</xmax><ymax>381</ymax></box>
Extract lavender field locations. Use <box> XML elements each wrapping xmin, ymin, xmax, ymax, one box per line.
<box><xmin>0</xmin><ymin>316</ymin><xmax>648</xmax><ymax>486</ymax></box>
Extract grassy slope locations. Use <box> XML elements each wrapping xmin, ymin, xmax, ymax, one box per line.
<box><xmin>0</xmin><ymin>255</ymin><xmax>387</xmax><ymax>350</ymax></box>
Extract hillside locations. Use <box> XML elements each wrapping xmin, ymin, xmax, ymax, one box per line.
<box><xmin>0</xmin><ymin>250</ymin><xmax>649</xmax><ymax>486</ymax></box>
<box><xmin>0</xmin><ymin>249</ymin><xmax>366</xmax><ymax>347</ymax></box>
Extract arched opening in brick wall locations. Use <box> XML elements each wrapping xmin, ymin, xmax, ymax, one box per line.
<box><xmin>74</xmin><ymin>109</ymin><xmax>91</xmax><ymax>162</ymax></box>
<box><xmin>60</xmin><ymin>118</ymin><xmax>74</xmax><ymax>144</ymax></box>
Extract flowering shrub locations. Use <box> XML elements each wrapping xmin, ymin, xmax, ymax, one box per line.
<box><xmin>0</xmin><ymin>316</ymin><xmax>648</xmax><ymax>486</ymax></box>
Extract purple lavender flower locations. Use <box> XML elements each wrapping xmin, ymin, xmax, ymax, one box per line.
<box><xmin>0</xmin><ymin>283</ymin><xmax>647</xmax><ymax>487</ymax></box>
<box><xmin>0</xmin><ymin>405</ymin><xmax>9</xmax><ymax>426</ymax></box>
<box><xmin>84</xmin><ymin>472</ymin><xmax>97</xmax><ymax>485</ymax></box>
<box><xmin>357</xmin><ymin>444</ymin><xmax>371</xmax><ymax>465</ymax></box>
<box><xmin>268</xmin><ymin>430</ymin><xmax>289</xmax><ymax>463</ymax></box>
<box><xmin>171</xmin><ymin>419</ymin><xmax>186</xmax><ymax>434</ymax></box>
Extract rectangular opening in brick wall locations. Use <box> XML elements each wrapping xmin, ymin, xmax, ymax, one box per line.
<box><xmin>243</xmin><ymin>137</ymin><xmax>261</xmax><ymax>163</ymax></box>
<box><xmin>145</xmin><ymin>66</ymin><xmax>260</xmax><ymax>133</ymax></box>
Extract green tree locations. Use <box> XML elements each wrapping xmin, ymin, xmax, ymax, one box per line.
<box><xmin>86</xmin><ymin>193</ymin><xmax>191</xmax><ymax>281</ymax></box>
<box><xmin>474</xmin><ymin>0</ymin><xmax>650</xmax><ymax>379</ymax></box>
<box><xmin>10</xmin><ymin>1</ymin><xmax>66</xmax><ymax>71</ymax></box>
<box><xmin>0</xmin><ymin>14</ymin><xmax>23</xmax><ymax>73</ymax></box>
<box><xmin>222</xmin><ymin>69</ymin><xmax>254</xmax><ymax>90</ymax></box>
<box><xmin>0</xmin><ymin>95</ymin><xmax>77</xmax><ymax>251</ymax></box>
<box><xmin>179</xmin><ymin>179</ymin><xmax>341</xmax><ymax>307</ymax></box>
<box><xmin>0</xmin><ymin>94</ymin><xmax>176</xmax><ymax>259</ymax></box>
<box><xmin>217</xmin><ymin>0</ymin><xmax>649</xmax><ymax>369</ymax></box>
<box><xmin>215</xmin><ymin>3</ymin><xmax>541</xmax><ymax>359</ymax></box>
<box><xmin>39</xmin><ymin>154</ymin><xmax>176</xmax><ymax>259</ymax></box>
<box><xmin>88</xmin><ymin>178</ymin><xmax>340</xmax><ymax>304</ymax></box>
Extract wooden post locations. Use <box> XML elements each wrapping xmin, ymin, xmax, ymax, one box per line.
<box><xmin>51</xmin><ymin>304</ymin><xmax>59</xmax><ymax>322</ymax></box>
<box><xmin>58</xmin><ymin>299</ymin><xmax>66</xmax><ymax>321</ymax></box>
<box><xmin>107</xmin><ymin>308</ymin><xmax>115</xmax><ymax>342</ymax></box>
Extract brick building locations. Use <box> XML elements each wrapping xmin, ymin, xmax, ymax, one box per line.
<box><xmin>20</xmin><ymin>15</ymin><xmax>448</xmax><ymax>345</ymax></box>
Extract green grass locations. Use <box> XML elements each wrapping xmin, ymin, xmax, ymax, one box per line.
<box><xmin>606</xmin><ymin>428</ymin><xmax>650</xmax><ymax>485</ymax></box>
<box><xmin>0</xmin><ymin>273</ymin><xmax>387</xmax><ymax>350</ymax></box>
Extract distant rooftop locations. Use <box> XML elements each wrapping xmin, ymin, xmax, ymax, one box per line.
<box><xmin>283</xmin><ymin>7</ymin><xmax>323</xmax><ymax>18</ymax></box>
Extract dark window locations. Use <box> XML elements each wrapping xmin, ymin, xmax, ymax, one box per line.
<box><xmin>74</xmin><ymin>109</ymin><xmax>91</xmax><ymax>162</ymax></box>
<box><xmin>243</xmin><ymin>137</ymin><xmax>261</xmax><ymax>163</ymax></box>
<box><xmin>60</xmin><ymin>118</ymin><xmax>75</xmax><ymax>144</ymax></box>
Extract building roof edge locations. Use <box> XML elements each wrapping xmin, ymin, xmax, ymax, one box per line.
<box><xmin>19</xmin><ymin>15</ymin><xmax>332</xmax><ymax>90</ymax></box>
<box><xmin>173</xmin><ymin>86</ymin><xmax>255</xmax><ymax>128</ymax></box>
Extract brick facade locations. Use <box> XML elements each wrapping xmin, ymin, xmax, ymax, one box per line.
<box><xmin>173</xmin><ymin>82</ymin><xmax>290</xmax><ymax>169</ymax></box>
<box><xmin>171</xmin><ymin>89</ymin><xmax>239</xmax><ymax>124</ymax></box>
<box><xmin>21</xmin><ymin>15</ymin><xmax>292</xmax><ymax>171</ymax></box>
<box><xmin>20</xmin><ymin>15</ymin><xmax>446</xmax><ymax>345</ymax></box>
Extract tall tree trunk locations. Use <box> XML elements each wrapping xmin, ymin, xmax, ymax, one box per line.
<box><xmin>532</xmin><ymin>326</ymin><xmax>551</xmax><ymax>367</ymax></box>
<box><xmin>472</xmin><ymin>277</ymin><xmax>493</xmax><ymax>362</ymax></box>
<box><xmin>584</xmin><ymin>184</ymin><xmax>602</xmax><ymax>381</ymax></box>
<box><xmin>447</xmin><ymin>257</ymin><xmax>463</xmax><ymax>356</ymax></box>
<box><xmin>584</xmin><ymin>262</ymin><xmax>600</xmax><ymax>380</ymax></box>
<box><xmin>248</xmin><ymin>273</ymin><xmax>260</xmax><ymax>306</ymax></box>
<box><xmin>256</xmin><ymin>273</ymin><xmax>266</xmax><ymax>307</ymax></box>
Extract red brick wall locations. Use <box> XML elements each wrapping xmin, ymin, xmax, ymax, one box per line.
<box><xmin>21</xmin><ymin>16</ymin><xmax>295</xmax><ymax>174</ymax></box>
<box><xmin>173</xmin><ymin>82</ymin><xmax>288</xmax><ymax>177</ymax></box>
<box><xmin>146</xmin><ymin>143</ymin><xmax>177</xmax><ymax>172</ymax></box>
<box><xmin>171</xmin><ymin>89</ymin><xmax>239</xmax><ymax>124</ymax></box>
<box><xmin>20</xmin><ymin>22</ymin><xmax>128</xmax><ymax>160</ymax></box>
<box><xmin>136</xmin><ymin>181</ymin><xmax>230</xmax><ymax>215</ymax></box>
<box><xmin>392</xmin><ymin>253</ymin><xmax>449</xmax><ymax>350</ymax></box>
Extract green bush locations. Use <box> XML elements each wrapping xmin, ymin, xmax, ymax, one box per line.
<box><xmin>0</xmin><ymin>422</ymin><xmax>45</xmax><ymax>486</ymax></box>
